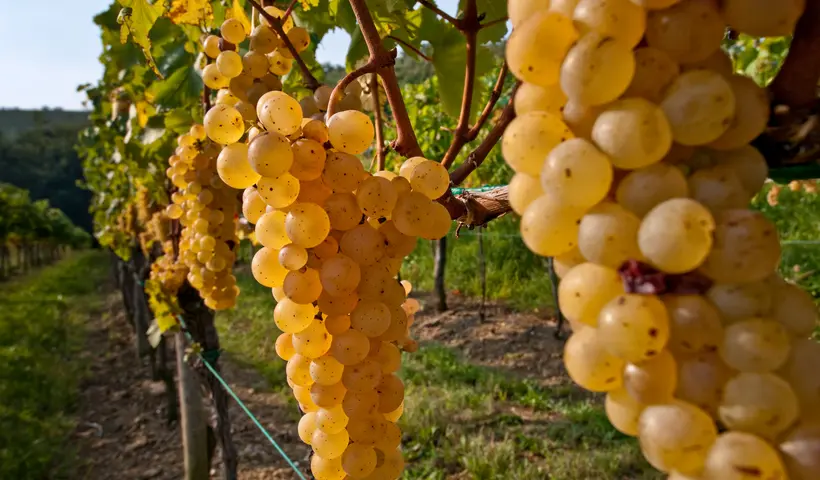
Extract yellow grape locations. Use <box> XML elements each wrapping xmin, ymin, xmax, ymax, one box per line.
<box><xmin>662</xmin><ymin>295</ymin><xmax>724</xmax><ymax>356</ymax></box>
<box><xmin>274</xmin><ymin>298</ymin><xmax>316</xmax><ymax>334</ymax></box>
<box><xmin>514</xmin><ymin>82</ymin><xmax>567</xmax><ymax>116</ymax></box>
<box><xmin>721</xmin><ymin>318</ymin><xmax>791</xmax><ymax>373</ymax></box>
<box><xmin>706</xmin><ymin>280</ymin><xmax>773</xmax><ymax>323</ymax></box>
<box><xmin>501</xmin><ymin>112</ymin><xmax>574</xmax><ymax>176</ymax></box>
<box><xmin>286</xmin><ymin>202</ymin><xmax>331</xmax><ymax>248</ymax></box>
<box><xmin>297</xmin><ymin>178</ymin><xmax>333</xmax><ymax>207</ymax></box>
<box><xmin>330</xmin><ymin>329</ymin><xmax>370</xmax><ymax>365</ymax></box>
<box><xmin>721</xmin><ymin>0</ymin><xmax>804</xmax><ymax>37</ymax></box>
<box><xmin>702</xmin><ymin>432</ymin><xmax>788</xmax><ymax>480</ymax></box>
<box><xmin>313</xmin><ymin>85</ymin><xmax>334</xmax><ymax>111</ymax></box>
<box><xmin>216</xmin><ymin>50</ymin><xmax>243</xmax><ymax>79</ymax></box>
<box><xmin>592</xmin><ymin>97</ymin><xmax>672</xmax><ymax>170</ymax></box>
<box><xmin>616</xmin><ymin>163</ymin><xmax>689</xmax><ymax>218</ymax></box>
<box><xmin>675</xmin><ymin>352</ymin><xmax>734</xmax><ymax>416</ymax></box>
<box><xmin>624</xmin><ymin>47</ymin><xmax>681</xmax><ymax>103</ymax></box>
<box><xmin>561</xmin><ymin>100</ymin><xmax>606</xmax><ymax>140</ymax></box>
<box><xmin>366</xmin><ymin>448</ymin><xmax>404</xmax><ymax>479</ymax></box>
<box><xmin>310</xmin><ymin>381</ymin><xmax>347</xmax><ymax>407</ymax></box>
<box><xmin>552</xmin><ymin>246</ymin><xmax>586</xmax><ymax>278</ymax></box>
<box><xmin>311</xmin><ymin>356</ymin><xmax>345</xmax><ymax>386</ymax></box>
<box><xmin>342</xmin><ymin>443</ymin><xmax>377</xmax><ymax>478</ymax></box>
<box><xmin>216</xmin><ymin>143</ymin><xmax>259</xmax><ymax>189</ymax></box>
<box><xmin>409</xmin><ymin>160</ymin><xmax>450</xmax><ymax>200</ymax></box>
<box><xmin>398</xmin><ymin>156</ymin><xmax>426</xmax><ymax>179</ymax></box>
<box><xmin>249</xmin><ymin>25</ymin><xmax>280</xmax><ymax>54</ymax></box>
<box><xmin>419</xmin><ymin>201</ymin><xmax>452</xmax><ymax>241</ymax></box>
<box><xmin>779</xmin><ymin>422</ymin><xmax>820</xmax><ymax>480</ymax></box>
<box><xmin>311</xmin><ymin>429</ymin><xmax>349</xmax><ymax>459</ymax></box>
<box><xmin>605</xmin><ymin>388</ymin><xmax>646</xmax><ymax>436</ymax></box>
<box><xmin>255</xmin><ymin>210</ymin><xmax>289</xmax><ymax>249</ymax></box>
<box><xmin>660</xmin><ymin>69</ymin><xmax>736</xmax><ymax>146</ymax></box>
<box><xmin>233</xmin><ymin>100</ymin><xmax>257</xmax><ymax>123</ymax></box>
<box><xmin>287</xmin><ymin>26</ymin><xmax>311</xmax><ymax>52</ymax></box>
<box><xmin>376</xmin><ymin>374</ymin><xmax>404</xmax><ymax>413</ymax></box>
<box><xmin>638</xmin><ymin>400</ymin><xmax>718</xmax><ymax>475</ymax></box>
<box><xmin>247</xmin><ymin>131</ymin><xmax>293</xmax><ymax>178</ymax></box>
<box><xmin>520</xmin><ymin>194</ymin><xmax>584</xmax><ymax>257</ymax></box>
<box><xmin>325</xmin><ymin>193</ymin><xmax>363</xmax><ymax>231</ymax></box>
<box><xmin>340</xmin><ymin>224</ymin><xmax>386</xmax><ymax>266</ymax></box>
<box><xmin>383</xmin><ymin>402</ymin><xmax>404</xmax><ymax>422</ymax></box>
<box><xmin>342</xmin><ymin>358</ymin><xmax>383</xmax><ymax>392</ymax></box>
<box><xmin>290</xmin><ymin>138</ymin><xmax>327</xmax><ymax>181</ymax></box>
<box><xmin>298</xmin><ymin>411</ymin><xmax>318</xmax><ymax>444</ymax></box>
<box><xmin>645</xmin><ymin>0</ymin><xmax>724</xmax><ymax>64</ymax></box>
<box><xmin>279</xmin><ymin>243</ymin><xmax>308</xmax><ymax>270</ymax></box>
<box><xmin>251</xmin><ymin>246</ymin><xmax>288</xmax><ymax>287</ymax></box>
<box><xmin>708</xmin><ymin>75</ymin><xmax>770</xmax><ymax>150</ymax></box>
<box><xmin>507</xmin><ymin>0</ymin><xmax>551</xmax><ymax>28</ymax></box>
<box><xmin>687</xmin><ymin>165</ymin><xmax>749</xmax><ymax>213</ymax></box>
<box><xmin>540</xmin><ymin>138</ymin><xmax>613</xmax><ymax>208</ymax></box>
<box><xmin>357</xmin><ymin>176</ymin><xmax>398</xmax><ymax>219</ymax></box>
<box><xmin>203</xmin><ymin>34</ymin><xmax>221</xmax><ymax>58</ymax></box>
<box><xmin>311</xmin><ymin>455</ymin><xmax>345</xmax><ymax>480</ymax></box>
<box><xmin>573</xmin><ymin>0</ymin><xmax>647</xmax><ymax>48</ymax></box>
<box><xmin>392</xmin><ymin>191</ymin><xmax>434</xmax><ymax>237</ymax></box>
<box><xmin>637</xmin><ymin>198</ymin><xmax>715</xmax><ymax>274</ymax></box>
<box><xmin>320</xmin><ymin>254</ymin><xmax>360</xmax><ymax>297</ymax></box>
<box><xmin>202</xmin><ymin>64</ymin><xmax>229</xmax><ymax>90</ymax></box>
<box><xmin>323</xmin><ymin>152</ymin><xmax>365</xmax><ymax>193</ymax></box>
<box><xmin>771</xmin><ymin>283</ymin><xmax>818</xmax><ymax>337</ymax></box>
<box><xmin>380</xmin><ymin>221</ymin><xmax>416</xmax><ymax>258</ymax></box>
<box><xmin>598</xmin><ymin>294</ymin><xmax>670</xmax><ymax>363</ymax></box>
<box><xmin>560</xmin><ymin>33</ymin><xmax>636</xmax><ymax>106</ymax></box>
<box><xmin>165</xmin><ymin>204</ymin><xmax>183</xmax><ymax>219</ymax></box>
<box><xmin>700</xmin><ymin>209</ymin><xmax>780</xmax><ymax>283</ymax></box>
<box><xmin>286</xmin><ymin>354</ymin><xmax>314</xmax><ymax>387</ymax></box>
<box><xmin>267</xmin><ymin>50</ymin><xmax>293</xmax><ymax>76</ymax></box>
<box><xmin>506</xmin><ymin>11</ymin><xmax>579</xmax><ymax>86</ymax></box>
<box><xmin>623</xmin><ymin>349</ymin><xmax>678</xmax><ymax>404</ymax></box>
<box><xmin>373</xmin><ymin>341</ymin><xmax>401</xmax><ymax>374</ymax></box>
<box><xmin>283</xmin><ymin>268</ymin><xmax>323</xmax><ymax>304</ymax></box>
<box><xmin>563</xmin><ymin>325</ymin><xmax>625</xmax><ymax>392</ymax></box>
<box><xmin>328</xmin><ymin>111</ymin><xmax>374</xmax><ymax>155</ymax></box>
<box><xmin>220</xmin><ymin>18</ymin><xmax>246</xmax><ymax>44</ymax></box>
<box><xmin>350</xmin><ymin>301</ymin><xmax>391</xmax><ymax>338</ymax></box>
<box><xmin>508</xmin><ymin>173</ymin><xmax>544</xmax><ymax>215</ymax></box>
<box><xmin>257</xmin><ymin>91</ymin><xmax>302</xmax><ymax>136</ymax></box>
<box><xmin>257</xmin><ymin>173</ymin><xmax>300</xmax><ymax>209</ymax></box>
<box><xmin>275</xmin><ymin>332</ymin><xmax>296</xmax><ymax>360</ymax></box>
<box><xmin>204</xmin><ymin>104</ymin><xmax>244</xmax><ymax>144</ymax></box>
<box><xmin>316</xmin><ymin>404</ymin><xmax>349</xmax><ymax>434</ymax></box>
<box><xmin>682</xmin><ymin>48</ymin><xmax>734</xmax><ymax>78</ymax></box>
<box><xmin>375</xmin><ymin>421</ymin><xmax>402</xmax><ymax>451</ymax></box>
<box><xmin>342</xmin><ymin>390</ymin><xmax>379</xmax><ymax>418</ymax></box>
<box><xmin>708</xmin><ymin>146</ymin><xmax>768</xmax><ymax>196</ymax></box>
<box><xmin>577</xmin><ymin>202</ymin><xmax>643</xmax><ymax>269</ymax></box>
<box><xmin>719</xmin><ymin>372</ymin><xmax>799</xmax><ymax>440</ymax></box>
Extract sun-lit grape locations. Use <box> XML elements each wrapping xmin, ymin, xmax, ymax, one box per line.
<box><xmin>719</xmin><ymin>372</ymin><xmax>799</xmax><ymax>440</ymax></box>
<box><xmin>563</xmin><ymin>326</ymin><xmax>625</xmax><ymax>392</ymax></box>
<box><xmin>638</xmin><ymin>400</ymin><xmax>718</xmax><ymax>475</ymax></box>
<box><xmin>520</xmin><ymin>194</ymin><xmax>584</xmax><ymax>257</ymax></box>
<box><xmin>592</xmin><ymin>98</ymin><xmax>672</xmax><ymax>170</ymax></box>
<box><xmin>257</xmin><ymin>91</ymin><xmax>302</xmax><ymax>136</ymax></box>
<box><xmin>540</xmin><ymin>138</ymin><xmax>613</xmax><ymax>208</ymax></box>
<box><xmin>638</xmin><ymin>198</ymin><xmax>715</xmax><ymax>274</ymax></box>
<box><xmin>720</xmin><ymin>318</ymin><xmax>791</xmax><ymax>373</ymax></box>
<box><xmin>503</xmin><ymin>111</ymin><xmax>575</xmax><ymax>176</ymax></box>
<box><xmin>646</xmin><ymin>0</ymin><xmax>725</xmax><ymax>64</ymax></box>
<box><xmin>577</xmin><ymin>202</ymin><xmax>642</xmax><ymax>268</ymax></box>
<box><xmin>328</xmin><ymin>111</ymin><xmax>374</xmax><ymax>155</ymax></box>
<box><xmin>204</xmin><ymin>104</ymin><xmax>245</xmax><ymax>144</ymax></box>
<box><xmin>514</xmin><ymin>82</ymin><xmax>567</xmax><ymax>116</ymax></box>
<box><xmin>660</xmin><ymin>70</ymin><xmax>736</xmax><ymax>146</ymax></box>
<box><xmin>560</xmin><ymin>33</ymin><xmax>636</xmax><ymax>106</ymax></box>
<box><xmin>506</xmin><ymin>11</ymin><xmax>579</xmax><ymax>87</ymax></box>
<box><xmin>702</xmin><ymin>431</ymin><xmax>788</xmax><ymax>480</ymax></box>
<box><xmin>700</xmin><ymin>209</ymin><xmax>781</xmax><ymax>283</ymax></box>
<box><xmin>616</xmin><ymin>163</ymin><xmax>689</xmax><ymax>217</ymax></box>
<box><xmin>598</xmin><ymin>294</ymin><xmax>670</xmax><ymax>363</ymax></box>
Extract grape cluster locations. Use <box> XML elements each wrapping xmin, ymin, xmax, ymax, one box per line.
<box><xmin>506</xmin><ymin>1</ymin><xmax>818</xmax><ymax>479</ymax></box>
<box><xmin>768</xmin><ymin>180</ymin><xmax>819</xmax><ymax>206</ymax></box>
<box><xmin>164</xmin><ymin>126</ymin><xmax>241</xmax><ymax>311</ymax></box>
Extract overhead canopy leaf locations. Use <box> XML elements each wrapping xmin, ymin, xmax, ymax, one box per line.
<box><xmin>167</xmin><ymin>0</ymin><xmax>214</xmax><ymax>25</ymax></box>
<box><xmin>117</xmin><ymin>0</ymin><xmax>165</xmax><ymax>77</ymax></box>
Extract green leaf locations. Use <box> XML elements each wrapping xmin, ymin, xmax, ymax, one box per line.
<box><xmin>148</xmin><ymin>65</ymin><xmax>203</xmax><ymax>107</ymax></box>
<box><xmin>430</xmin><ymin>27</ymin><xmax>496</xmax><ymax>119</ymax></box>
<box><xmin>117</xmin><ymin>0</ymin><xmax>165</xmax><ymax>77</ymax></box>
<box><xmin>346</xmin><ymin>29</ymin><xmax>370</xmax><ymax>70</ymax></box>
<box><xmin>164</xmin><ymin>108</ymin><xmax>194</xmax><ymax>133</ymax></box>
<box><xmin>329</xmin><ymin>0</ymin><xmax>358</xmax><ymax>33</ymax></box>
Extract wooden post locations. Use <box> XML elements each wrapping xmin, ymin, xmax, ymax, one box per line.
<box><xmin>478</xmin><ymin>228</ymin><xmax>486</xmax><ymax>321</ymax></box>
<box><xmin>434</xmin><ymin>236</ymin><xmax>448</xmax><ymax>312</ymax></box>
<box><xmin>176</xmin><ymin>333</ymin><xmax>209</xmax><ymax>480</ymax></box>
<box><xmin>547</xmin><ymin>257</ymin><xmax>566</xmax><ymax>339</ymax></box>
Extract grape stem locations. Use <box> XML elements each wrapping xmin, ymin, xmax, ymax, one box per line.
<box><xmin>281</xmin><ymin>0</ymin><xmax>298</xmax><ymax>23</ymax></box>
<box><xmin>386</xmin><ymin>36</ymin><xmax>432</xmax><ymax>63</ymax></box>
<box><xmin>417</xmin><ymin>0</ymin><xmax>459</xmax><ymax>26</ymax></box>
<box><xmin>246</xmin><ymin>0</ymin><xmax>321</xmax><ymax>91</ymax></box>
<box><xmin>371</xmin><ymin>74</ymin><xmax>387</xmax><ymax>171</ymax></box>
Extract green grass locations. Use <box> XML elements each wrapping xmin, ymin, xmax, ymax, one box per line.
<box><xmin>218</xmin><ymin>269</ymin><xmax>660</xmax><ymax>479</ymax></box>
<box><xmin>0</xmin><ymin>250</ymin><xmax>109</xmax><ymax>479</ymax></box>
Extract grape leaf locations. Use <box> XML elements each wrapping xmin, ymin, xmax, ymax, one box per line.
<box><xmin>117</xmin><ymin>0</ymin><xmax>165</xmax><ymax>77</ymax></box>
<box><xmin>430</xmin><ymin>27</ymin><xmax>496</xmax><ymax>119</ymax></box>
<box><xmin>329</xmin><ymin>0</ymin><xmax>358</xmax><ymax>33</ymax></box>
<box><xmin>346</xmin><ymin>29</ymin><xmax>370</xmax><ymax>71</ymax></box>
<box><xmin>148</xmin><ymin>65</ymin><xmax>203</xmax><ymax>107</ymax></box>
<box><xmin>224</xmin><ymin>0</ymin><xmax>251</xmax><ymax>34</ymax></box>
<box><xmin>167</xmin><ymin>0</ymin><xmax>213</xmax><ymax>25</ymax></box>
<box><xmin>164</xmin><ymin>108</ymin><xmax>194</xmax><ymax>133</ymax></box>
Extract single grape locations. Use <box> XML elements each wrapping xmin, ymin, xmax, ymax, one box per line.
<box><xmin>202</xmin><ymin>64</ymin><xmax>229</xmax><ymax>90</ymax></box>
<box><xmin>311</xmin><ymin>356</ymin><xmax>345</xmax><ymax>386</ymax></box>
<box><xmin>255</xmin><ymin>210</ymin><xmax>289</xmax><ymax>249</ymax></box>
<box><xmin>520</xmin><ymin>194</ymin><xmax>585</xmax><ymax>257</ymax></box>
<box><xmin>605</xmin><ymin>388</ymin><xmax>646</xmax><ymax>437</ymax></box>
<box><xmin>592</xmin><ymin>98</ymin><xmax>673</xmax><ymax>169</ymax></box>
<box><xmin>316</xmin><ymin>404</ymin><xmax>349</xmax><ymax>435</ymax></box>
<box><xmin>220</xmin><ymin>18</ymin><xmax>246</xmax><ymax>44</ymax></box>
<box><xmin>331</xmin><ymin>329</ymin><xmax>370</xmax><ymax>365</ymax></box>
<box><xmin>506</xmin><ymin>11</ymin><xmax>579</xmax><ymax>87</ymax></box>
<box><xmin>660</xmin><ymin>70</ymin><xmax>736</xmax><ymax>146</ymax></box>
<box><xmin>558</xmin><ymin>262</ymin><xmax>625</xmax><ymax>327</ymax></box>
<box><xmin>342</xmin><ymin>443</ymin><xmax>377</xmax><ymax>478</ymax></box>
<box><xmin>675</xmin><ymin>352</ymin><xmax>734</xmax><ymax>416</ymax></box>
<box><xmin>779</xmin><ymin>339</ymin><xmax>820</xmax><ymax>423</ymax></box>
<box><xmin>663</xmin><ymin>295</ymin><xmax>724</xmax><ymax>356</ymax></box>
<box><xmin>409</xmin><ymin>160</ymin><xmax>450</xmax><ymax>200</ymax></box>
<box><xmin>507</xmin><ymin>0</ymin><xmax>551</xmax><ymax>28</ymax></box>
<box><xmin>624</xmin><ymin>349</ymin><xmax>678</xmax><ymax>404</ymax></box>
<box><xmin>257</xmin><ymin>173</ymin><xmax>300</xmax><ymax>209</ymax></box>
<box><xmin>706</xmin><ymin>281</ymin><xmax>773</xmax><ymax>323</ymax></box>
<box><xmin>540</xmin><ymin>138</ymin><xmax>613</xmax><ymax>208</ymax></box>
<box><xmin>645</xmin><ymin>0</ymin><xmax>724</xmax><ymax>64</ymax></box>
<box><xmin>563</xmin><ymin>326</ymin><xmax>626</xmax><ymax>392</ymax></box>
<box><xmin>687</xmin><ymin>165</ymin><xmax>749</xmax><ymax>213</ymax></box>
<box><xmin>340</xmin><ymin>224</ymin><xmax>386</xmax><ymax>266</ymax></box>
<box><xmin>310</xmin><ymin>381</ymin><xmax>347</xmax><ymax>408</ymax></box>
<box><xmin>702</xmin><ymin>431</ymin><xmax>788</xmax><ymax>480</ymax></box>
<box><xmin>708</xmin><ymin>75</ymin><xmax>770</xmax><ymax>150</ymax></box>
<box><xmin>638</xmin><ymin>198</ymin><xmax>715</xmax><ymax>274</ymax></box>
<box><xmin>251</xmin><ymin>246</ymin><xmax>288</xmax><ymax>287</ymax></box>
<box><xmin>708</xmin><ymin>146</ymin><xmax>769</xmax><ymax>197</ymax></box>
<box><xmin>514</xmin><ymin>82</ymin><xmax>567</xmax><ymax>116</ymax></box>
<box><xmin>283</xmin><ymin>268</ymin><xmax>323</xmax><ymax>304</ymax></box>
<box><xmin>502</xmin><ymin>111</ymin><xmax>574</xmax><ymax>176</ymax></box>
<box><xmin>357</xmin><ymin>176</ymin><xmax>398</xmax><ymax>219</ymax></box>
<box><xmin>573</xmin><ymin>0</ymin><xmax>647</xmax><ymax>48</ymax></box>
<box><xmin>562</xmin><ymin>100</ymin><xmax>607</xmax><ymax>140</ymax></box>
<box><xmin>577</xmin><ymin>202</ymin><xmax>643</xmax><ymax>269</ymax></box>
<box><xmin>257</xmin><ymin>91</ymin><xmax>302</xmax><ymax>136</ymax></box>
<box><xmin>204</xmin><ymin>104</ymin><xmax>244</xmax><ymax>144</ymax></box>
<box><xmin>508</xmin><ymin>173</ymin><xmax>545</xmax><ymax>215</ymax></box>
<box><xmin>320</xmin><ymin>254</ymin><xmax>361</xmax><ymax>297</ymax></box>
<box><xmin>323</xmin><ymin>152</ymin><xmax>365</xmax><ymax>193</ymax></box>
<box><xmin>203</xmin><ymin>35</ymin><xmax>221</xmax><ymax>58</ymax></box>
<box><xmin>700</xmin><ymin>209</ymin><xmax>781</xmax><ymax>283</ymax></box>
<box><xmin>311</xmin><ymin>428</ymin><xmax>349</xmax><ymax>459</ymax></box>
<box><xmin>274</xmin><ymin>298</ymin><xmax>316</xmax><ymax>334</ymax></box>
<box><xmin>275</xmin><ymin>333</ymin><xmax>296</xmax><ymax>361</ymax></box>
<box><xmin>286</xmin><ymin>202</ymin><xmax>331</xmax><ymax>248</ymax></box>
<box><xmin>624</xmin><ymin>47</ymin><xmax>681</xmax><ymax>102</ymax></box>
<box><xmin>638</xmin><ymin>400</ymin><xmax>718</xmax><ymax>475</ymax></box>
<box><xmin>720</xmin><ymin>318</ymin><xmax>791</xmax><ymax>373</ymax></box>
<box><xmin>328</xmin><ymin>111</ymin><xmax>374</xmax><ymax>155</ymax></box>
<box><xmin>598</xmin><ymin>294</ymin><xmax>670</xmax><ymax>363</ymax></box>
<box><xmin>616</xmin><ymin>163</ymin><xmax>689</xmax><ymax>217</ymax></box>
<box><xmin>560</xmin><ymin>33</ymin><xmax>636</xmax><ymax>106</ymax></box>
<box><xmin>719</xmin><ymin>372</ymin><xmax>799</xmax><ymax>440</ymax></box>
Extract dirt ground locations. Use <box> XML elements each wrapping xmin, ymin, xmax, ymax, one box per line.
<box><xmin>72</xmin><ymin>290</ymin><xmax>567</xmax><ymax>479</ymax></box>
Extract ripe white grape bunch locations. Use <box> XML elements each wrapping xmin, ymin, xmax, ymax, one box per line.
<box><xmin>505</xmin><ymin>0</ymin><xmax>818</xmax><ymax>479</ymax></box>
<box><xmin>195</xmin><ymin>14</ymin><xmax>452</xmax><ymax>479</ymax></box>
<box><xmin>164</xmin><ymin>126</ymin><xmax>242</xmax><ymax>311</ymax></box>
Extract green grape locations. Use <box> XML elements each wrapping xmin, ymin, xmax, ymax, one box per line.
<box><xmin>202</xmin><ymin>64</ymin><xmax>229</xmax><ymax>90</ymax></box>
<box><xmin>720</xmin><ymin>318</ymin><xmax>791</xmax><ymax>373</ymax></box>
<box><xmin>638</xmin><ymin>198</ymin><xmax>715</xmax><ymax>274</ymax></box>
<box><xmin>721</xmin><ymin>0</ymin><xmax>804</xmax><ymax>37</ymax></box>
<box><xmin>708</xmin><ymin>75</ymin><xmax>770</xmax><ymax>150</ymax></box>
<box><xmin>290</xmin><ymin>138</ymin><xmax>327</xmax><ymax>181</ymax></box>
<box><xmin>592</xmin><ymin>97</ymin><xmax>673</xmax><ymax>170</ymax></box>
<box><xmin>638</xmin><ymin>400</ymin><xmax>718</xmax><ymax>475</ymax></box>
<box><xmin>623</xmin><ymin>349</ymin><xmax>678</xmax><ymax>404</ymax></box>
<box><xmin>311</xmin><ymin>356</ymin><xmax>345</xmax><ymax>386</ymax></box>
<box><xmin>616</xmin><ymin>163</ymin><xmax>689</xmax><ymax>217</ymax></box>
<box><xmin>220</xmin><ymin>18</ymin><xmax>246</xmax><ymax>45</ymax></box>
<box><xmin>564</xmin><ymin>325</ymin><xmax>625</xmax><ymax>392</ymax></box>
<box><xmin>204</xmin><ymin>104</ymin><xmax>245</xmax><ymax>144</ymax></box>
<box><xmin>242</xmin><ymin>51</ymin><xmax>269</xmax><ymax>78</ymax></box>
<box><xmin>216</xmin><ymin>50</ymin><xmax>243</xmax><ymax>79</ymax></box>
<box><xmin>323</xmin><ymin>152</ymin><xmax>365</xmax><ymax>193</ymax></box>
<box><xmin>286</xmin><ymin>202</ymin><xmax>331</xmax><ymax>248</ymax></box>
<box><xmin>702</xmin><ymin>432</ymin><xmax>788</xmax><ymax>480</ymax></box>
<box><xmin>257</xmin><ymin>173</ymin><xmax>300</xmax><ymax>209</ymax></box>
<box><xmin>257</xmin><ymin>91</ymin><xmax>302</xmax><ymax>136</ymax></box>
<box><xmin>520</xmin><ymin>194</ymin><xmax>584</xmax><ymax>257</ymax></box>
<box><xmin>606</xmin><ymin>388</ymin><xmax>646</xmax><ymax>436</ymax></box>
<box><xmin>560</xmin><ymin>33</ymin><xmax>636</xmax><ymax>106</ymax></box>
<box><xmin>540</xmin><ymin>138</ymin><xmax>613</xmax><ymax>208</ymax></box>
<box><xmin>203</xmin><ymin>35</ymin><xmax>221</xmax><ymax>58</ymax></box>
<box><xmin>706</xmin><ymin>281</ymin><xmax>773</xmax><ymax>323</ymax></box>
<box><xmin>255</xmin><ymin>210</ymin><xmax>289</xmax><ymax>249</ymax></box>
<box><xmin>506</xmin><ymin>11</ymin><xmax>579</xmax><ymax>87</ymax></box>
<box><xmin>577</xmin><ymin>202</ymin><xmax>643</xmax><ymax>269</ymax></box>
<box><xmin>675</xmin><ymin>352</ymin><xmax>734</xmax><ymax>416</ymax></box>
<box><xmin>350</xmin><ymin>301</ymin><xmax>391</xmax><ymax>338</ymax></box>
<box><xmin>719</xmin><ymin>372</ymin><xmax>799</xmax><ymax>440</ymax></box>
<box><xmin>251</xmin><ymin>246</ymin><xmax>288</xmax><ymax>287</ymax></box>
<box><xmin>330</xmin><ymin>329</ymin><xmax>370</xmax><ymax>365</ymax></box>
<box><xmin>274</xmin><ymin>298</ymin><xmax>316</xmax><ymax>334</ymax></box>
<box><xmin>663</xmin><ymin>295</ymin><xmax>724</xmax><ymax>356</ymax></box>
<box><xmin>340</xmin><ymin>224</ymin><xmax>386</xmax><ymax>266</ymax></box>
<box><xmin>573</xmin><ymin>0</ymin><xmax>647</xmax><ymax>48</ymax></box>
<box><xmin>645</xmin><ymin>0</ymin><xmax>724</xmax><ymax>64</ymax></box>
<box><xmin>409</xmin><ymin>160</ymin><xmax>450</xmax><ymax>200</ymax></box>
<box><xmin>687</xmin><ymin>165</ymin><xmax>749</xmax><ymax>213</ymax></box>
<box><xmin>283</xmin><ymin>268</ymin><xmax>323</xmax><ymax>304</ymax></box>
<box><xmin>249</xmin><ymin>25</ymin><xmax>280</xmax><ymax>54</ymax></box>
<box><xmin>708</xmin><ymin>146</ymin><xmax>769</xmax><ymax>196</ymax></box>
<box><xmin>216</xmin><ymin>143</ymin><xmax>260</xmax><ymax>189</ymax></box>
<box><xmin>624</xmin><ymin>47</ymin><xmax>681</xmax><ymax>103</ymax></box>
<box><xmin>508</xmin><ymin>173</ymin><xmax>545</xmax><ymax>215</ymax></box>
<box><xmin>660</xmin><ymin>70</ymin><xmax>736</xmax><ymax>146</ymax></box>
<box><xmin>328</xmin><ymin>111</ymin><xmax>374</xmax><ymax>155</ymax></box>
<box><xmin>342</xmin><ymin>443</ymin><xmax>377</xmax><ymax>478</ymax></box>
<box><xmin>514</xmin><ymin>82</ymin><xmax>567</xmax><ymax>116</ymax></box>
<box><xmin>700</xmin><ymin>209</ymin><xmax>781</xmax><ymax>283</ymax></box>
<box><xmin>598</xmin><ymin>294</ymin><xmax>670</xmax><ymax>363</ymax></box>
<box><xmin>357</xmin><ymin>176</ymin><xmax>398</xmax><ymax>219</ymax></box>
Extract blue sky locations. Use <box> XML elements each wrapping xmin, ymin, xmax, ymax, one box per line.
<box><xmin>0</xmin><ymin>0</ymin><xmax>459</xmax><ymax>111</ymax></box>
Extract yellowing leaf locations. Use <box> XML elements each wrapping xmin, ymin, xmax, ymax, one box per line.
<box><xmin>300</xmin><ymin>0</ymin><xmax>320</xmax><ymax>10</ymax></box>
<box><xmin>167</xmin><ymin>0</ymin><xmax>213</xmax><ymax>26</ymax></box>
<box><xmin>135</xmin><ymin>100</ymin><xmax>153</xmax><ymax>127</ymax></box>
<box><xmin>117</xmin><ymin>0</ymin><xmax>165</xmax><ymax>77</ymax></box>
<box><xmin>225</xmin><ymin>0</ymin><xmax>251</xmax><ymax>34</ymax></box>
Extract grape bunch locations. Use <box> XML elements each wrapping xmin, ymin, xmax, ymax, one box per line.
<box><xmin>505</xmin><ymin>1</ymin><xmax>818</xmax><ymax>479</ymax></box>
<box><xmin>164</xmin><ymin>126</ymin><xmax>242</xmax><ymax>311</ymax></box>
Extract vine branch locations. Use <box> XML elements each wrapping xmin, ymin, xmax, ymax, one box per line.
<box><xmin>371</xmin><ymin>74</ymin><xmax>387</xmax><ymax>171</ymax></box>
<box><xmin>281</xmin><ymin>0</ymin><xmax>298</xmax><ymax>22</ymax></box>
<box><xmin>467</xmin><ymin>63</ymin><xmax>509</xmax><ymax>140</ymax></box>
<box><xmin>247</xmin><ymin>0</ymin><xmax>321</xmax><ymax>91</ymax></box>
<box><xmin>417</xmin><ymin>0</ymin><xmax>459</xmax><ymax>26</ymax></box>
<box><xmin>387</xmin><ymin>35</ymin><xmax>432</xmax><ymax>62</ymax></box>
<box><xmin>450</xmin><ymin>95</ymin><xmax>516</xmax><ymax>186</ymax></box>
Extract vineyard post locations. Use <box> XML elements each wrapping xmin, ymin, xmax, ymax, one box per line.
<box><xmin>433</xmin><ymin>237</ymin><xmax>448</xmax><ymax>311</ymax></box>
<box><xmin>176</xmin><ymin>332</ymin><xmax>210</xmax><ymax>480</ymax></box>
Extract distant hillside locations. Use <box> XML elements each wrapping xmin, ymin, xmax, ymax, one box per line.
<box><xmin>0</xmin><ymin>109</ymin><xmax>89</xmax><ymax>139</ymax></box>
